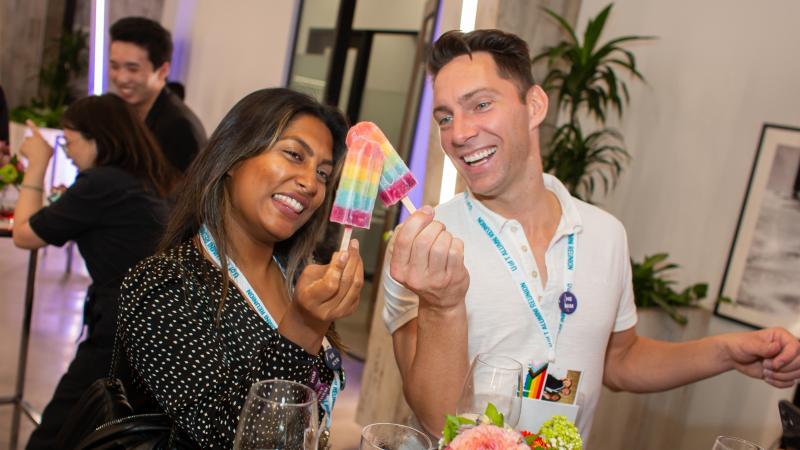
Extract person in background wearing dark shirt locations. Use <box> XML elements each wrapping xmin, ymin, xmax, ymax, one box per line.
<box><xmin>13</xmin><ymin>94</ymin><xmax>173</xmax><ymax>450</ymax></box>
<box><xmin>166</xmin><ymin>80</ymin><xmax>185</xmax><ymax>101</ymax></box>
<box><xmin>0</xmin><ymin>86</ymin><xmax>9</xmax><ymax>144</ymax></box>
<box><xmin>109</xmin><ymin>17</ymin><xmax>206</xmax><ymax>174</ymax></box>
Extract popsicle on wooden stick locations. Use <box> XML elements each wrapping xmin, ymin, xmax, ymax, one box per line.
<box><xmin>346</xmin><ymin>122</ymin><xmax>417</xmax><ymax>214</ymax></box>
<box><xmin>329</xmin><ymin>139</ymin><xmax>385</xmax><ymax>250</ymax></box>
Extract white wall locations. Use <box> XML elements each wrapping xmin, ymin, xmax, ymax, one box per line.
<box><xmin>162</xmin><ymin>0</ymin><xmax>300</xmax><ymax>133</ymax></box>
<box><xmin>574</xmin><ymin>0</ymin><xmax>800</xmax><ymax>447</ymax></box>
<box><xmin>578</xmin><ymin>0</ymin><xmax>800</xmax><ymax>304</ymax></box>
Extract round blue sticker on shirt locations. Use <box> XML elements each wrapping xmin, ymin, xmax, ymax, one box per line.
<box><xmin>559</xmin><ymin>291</ymin><xmax>578</xmax><ymax>315</ymax></box>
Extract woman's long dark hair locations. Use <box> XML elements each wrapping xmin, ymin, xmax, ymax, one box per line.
<box><xmin>159</xmin><ymin>88</ymin><xmax>348</xmax><ymax>324</ymax></box>
<box><xmin>61</xmin><ymin>94</ymin><xmax>174</xmax><ymax>196</ymax></box>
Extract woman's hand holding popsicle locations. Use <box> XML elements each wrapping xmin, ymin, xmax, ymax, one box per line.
<box><xmin>279</xmin><ymin>239</ymin><xmax>363</xmax><ymax>353</ymax></box>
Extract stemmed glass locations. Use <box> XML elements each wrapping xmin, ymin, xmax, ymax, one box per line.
<box><xmin>233</xmin><ymin>379</ymin><xmax>322</xmax><ymax>450</ymax></box>
<box><xmin>711</xmin><ymin>435</ymin><xmax>764</xmax><ymax>450</ymax></box>
<box><xmin>456</xmin><ymin>353</ymin><xmax>523</xmax><ymax>427</ymax></box>
<box><xmin>359</xmin><ymin>423</ymin><xmax>432</xmax><ymax>450</ymax></box>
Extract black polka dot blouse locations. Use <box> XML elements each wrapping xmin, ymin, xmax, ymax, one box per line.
<box><xmin>118</xmin><ymin>240</ymin><xmax>336</xmax><ymax>449</ymax></box>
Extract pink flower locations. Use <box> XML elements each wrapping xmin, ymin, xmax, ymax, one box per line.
<box><xmin>447</xmin><ymin>424</ymin><xmax>530</xmax><ymax>450</ymax></box>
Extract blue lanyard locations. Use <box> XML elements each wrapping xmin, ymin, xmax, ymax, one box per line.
<box><xmin>198</xmin><ymin>225</ymin><xmax>340</xmax><ymax>426</ymax></box>
<box><xmin>464</xmin><ymin>194</ymin><xmax>576</xmax><ymax>363</ymax></box>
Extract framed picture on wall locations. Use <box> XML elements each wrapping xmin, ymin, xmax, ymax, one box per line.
<box><xmin>716</xmin><ymin>123</ymin><xmax>800</xmax><ymax>331</ymax></box>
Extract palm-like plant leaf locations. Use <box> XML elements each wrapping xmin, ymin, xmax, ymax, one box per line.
<box><xmin>630</xmin><ymin>253</ymin><xmax>719</xmax><ymax>324</ymax></box>
<box><xmin>543</xmin><ymin>123</ymin><xmax>630</xmax><ymax>200</ymax></box>
<box><xmin>536</xmin><ymin>3</ymin><xmax>654</xmax><ymax>200</ymax></box>
<box><xmin>535</xmin><ymin>5</ymin><xmax>654</xmax><ymax>124</ymax></box>
<box><xmin>542</xmin><ymin>8</ymin><xmax>579</xmax><ymax>44</ymax></box>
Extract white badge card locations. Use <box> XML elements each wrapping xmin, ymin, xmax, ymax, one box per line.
<box><xmin>518</xmin><ymin>364</ymin><xmax>581</xmax><ymax>433</ymax></box>
<box><xmin>519</xmin><ymin>398</ymin><xmax>579</xmax><ymax>433</ymax></box>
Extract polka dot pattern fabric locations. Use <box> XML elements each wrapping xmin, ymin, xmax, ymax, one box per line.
<box><xmin>117</xmin><ymin>241</ymin><xmax>336</xmax><ymax>449</ymax></box>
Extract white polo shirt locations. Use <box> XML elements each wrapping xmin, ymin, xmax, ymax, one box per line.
<box><xmin>383</xmin><ymin>174</ymin><xmax>637</xmax><ymax>440</ymax></box>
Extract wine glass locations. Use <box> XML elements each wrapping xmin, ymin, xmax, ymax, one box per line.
<box><xmin>233</xmin><ymin>379</ymin><xmax>321</xmax><ymax>450</ymax></box>
<box><xmin>711</xmin><ymin>435</ymin><xmax>764</xmax><ymax>450</ymax></box>
<box><xmin>456</xmin><ymin>353</ymin><xmax>523</xmax><ymax>427</ymax></box>
<box><xmin>360</xmin><ymin>423</ymin><xmax>432</xmax><ymax>450</ymax></box>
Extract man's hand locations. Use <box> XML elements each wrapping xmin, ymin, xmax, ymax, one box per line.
<box><xmin>386</xmin><ymin>206</ymin><xmax>470</xmax><ymax>435</ymax></box>
<box><xmin>726</xmin><ymin>327</ymin><xmax>800</xmax><ymax>388</ymax></box>
<box><xmin>388</xmin><ymin>206</ymin><xmax>469</xmax><ymax>311</ymax></box>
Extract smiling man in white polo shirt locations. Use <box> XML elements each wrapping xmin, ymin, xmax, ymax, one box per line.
<box><xmin>382</xmin><ymin>29</ymin><xmax>800</xmax><ymax>442</ymax></box>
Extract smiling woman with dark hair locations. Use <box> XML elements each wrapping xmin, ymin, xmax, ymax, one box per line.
<box><xmin>117</xmin><ymin>88</ymin><xmax>363</xmax><ymax>449</ymax></box>
<box><xmin>13</xmin><ymin>93</ymin><xmax>172</xmax><ymax>450</ymax></box>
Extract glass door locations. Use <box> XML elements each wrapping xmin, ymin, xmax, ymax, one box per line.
<box><xmin>287</xmin><ymin>0</ymin><xmax>437</xmax><ymax>358</ymax></box>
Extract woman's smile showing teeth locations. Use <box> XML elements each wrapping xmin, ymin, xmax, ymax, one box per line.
<box><xmin>462</xmin><ymin>147</ymin><xmax>497</xmax><ymax>166</ymax></box>
<box><xmin>273</xmin><ymin>193</ymin><xmax>305</xmax><ymax>214</ymax></box>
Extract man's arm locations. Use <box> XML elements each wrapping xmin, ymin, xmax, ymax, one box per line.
<box><xmin>604</xmin><ymin>326</ymin><xmax>800</xmax><ymax>393</ymax></box>
<box><xmin>387</xmin><ymin>206</ymin><xmax>470</xmax><ymax>436</ymax></box>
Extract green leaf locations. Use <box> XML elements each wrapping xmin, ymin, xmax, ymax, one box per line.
<box><xmin>631</xmin><ymin>253</ymin><xmax>723</xmax><ymax>324</ymax></box>
<box><xmin>692</xmin><ymin>283</ymin><xmax>708</xmax><ymax>299</ymax></box>
<box><xmin>442</xmin><ymin>414</ymin><xmax>475</xmax><ymax>444</ymax></box>
<box><xmin>651</xmin><ymin>294</ymin><xmax>688</xmax><ymax>325</ymax></box>
<box><xmin>542</xmin><ymin>7</ymin><xmax>579</xmax><ymax>44</ymax></box>
<box><xmin>583</xmin><ymin>4</ymin><xmax>613</xmax><ymax>55</ymax></box>
<box><xmin>484</xmin><ymin>403</ymin><xmax>504</xmax><ymax>427</ymax></box>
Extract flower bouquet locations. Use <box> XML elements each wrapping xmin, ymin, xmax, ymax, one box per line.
<box><xmin>439</xmin><ymin>404</ymin><xmax>582</xmax><ymax>450</ymax></box>
<box><xmin>0</xmin><ymin>142</ymin><xmax>26</xmax><ymax>218</ymax></box>
<box><xmin>0</xmin><ymin>142</ymin><xmax>25</xmax><ymax>189</ymax></box>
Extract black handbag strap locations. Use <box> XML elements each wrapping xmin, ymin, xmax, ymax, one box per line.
<box><xmin>107</xmin><ymin>300</ymin><xmax>125</xmax><ymax>379</ymax></box>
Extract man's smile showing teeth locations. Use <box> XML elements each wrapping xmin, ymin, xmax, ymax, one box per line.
<box><xmin>273</xmin><ymin>194</ymin><xmax>304</xmax><ymax>213</ymax></box>
<box><xmin>462</xmin><ymin>147</ymin><xmax>497</xmax><ymax>165</ymax></box>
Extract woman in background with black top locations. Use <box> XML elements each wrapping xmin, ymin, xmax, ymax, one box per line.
<box><xmin>12</xmin><ymin>94</ymin><xmax>173</xmax><ymax>450</ymax></box>
<box><xmin>117</xmin><ymin>88</ymin><xmax>363</xmax><ymax>449</ymax></box>
<box><xmin>0</xmin><ymin>85</ymin><xmax>9</xmax><ymax>144</ymax></box>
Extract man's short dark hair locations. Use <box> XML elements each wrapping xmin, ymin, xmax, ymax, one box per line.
<box><xmin>428</xmin><ymin>29</ymin><xmax>535</xmax><ymax>100</ymax></box>
<box><xmin>110</xmin><ymin>17</ymin><xmax>173</xmax><ymax>69</ymax></box>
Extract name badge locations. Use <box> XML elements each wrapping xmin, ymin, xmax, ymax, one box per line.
<box><xmin>324</xmin><ymin>346</ymin><xmax>342</xmax><ymax>371</ymax></box>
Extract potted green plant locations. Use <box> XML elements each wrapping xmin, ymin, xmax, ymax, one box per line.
<box><xmin>631</xmin><ymin>253</ymin><xmax>724</xmax><ymax>325</ymax></box>
<box><xmin>533</xmin><ymin>3</ymin><xmax>652</xmax><ymax>200</ymax></box>
<box><xmin>11</xmin><ymin>29</ymin><xmax>88</xmax><ymax>127</ymax></box>
<box><xmin>535</xmin><ymin>5</ymin><xmax>729</xmax><ymax>324</ymax></box>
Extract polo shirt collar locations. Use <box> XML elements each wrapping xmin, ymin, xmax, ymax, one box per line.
<box><xmin>464</xmin><ymin>173</ymin><xmax>583</xmax><ymax>236</ymax></box>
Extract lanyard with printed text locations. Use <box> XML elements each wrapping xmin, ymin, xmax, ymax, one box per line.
<box><xmin>198</xmin><ymin>225</ymin><xmax>340</xmax><ymax>426</ymax></box>
<box><xmin>464</xmin><ymin>194</ymin><xmax>576</xmax><ymax>363</ymax></box>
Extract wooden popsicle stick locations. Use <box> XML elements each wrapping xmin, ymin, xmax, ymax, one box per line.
<box><xmin>400</xmin><ymin>196</ymin><xmax>416</xmax><ymax>214</ymax></box>
<box><xmin>339</xmin><ymin>226</ymin><xmax>353</xmax><ymax>252</ymax></box>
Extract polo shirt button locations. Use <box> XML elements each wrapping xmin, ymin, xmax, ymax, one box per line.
<box><xmin>510</xmin><ymin>226</ymin><xmax>518</xmax><ymax>233</ymax></box>
<box><xmin>531</xmin><ymin>271</ymin><xmax>538</xmax><ymax>278</ymax></box>
<box><xmin>521</xmin><ymin>245</ymin><xmax>529</xmax><ymax>252</ymax></box>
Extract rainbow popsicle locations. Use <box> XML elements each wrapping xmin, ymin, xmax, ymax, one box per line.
<box><xmin>346</xmin><ymin>122</ymin><xmax>417</xmax><ymax>213</ymax></box>
<box><xmin>330</xmin><ymin>139</ymin><xmax>384</xmax><ymax>230</ymax></box>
